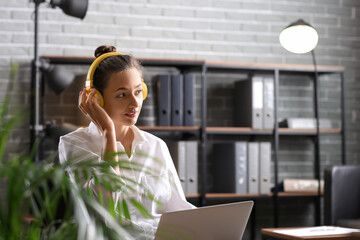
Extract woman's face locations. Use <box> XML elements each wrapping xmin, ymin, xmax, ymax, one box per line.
<box><xmin>102</xmin><ymin>68</ymin><xmax>143</xmax><ymax>126</ymax></box>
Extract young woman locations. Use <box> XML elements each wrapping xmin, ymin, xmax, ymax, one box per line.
<box><xmin>58</xmin><ymin>45</ymin><xmax>194</xmax><ymax>238</ymax></box>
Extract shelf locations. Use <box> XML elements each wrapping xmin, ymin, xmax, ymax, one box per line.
<box><xmin>206</xmin><ymin>193</ymin><xmax>272</xmax><ymax>199</ymax></box>
<box><xmin>206</xmin><ymin>127</ymin><xmax>273</xmax><ymax>135</ymax></box>
<box><xmin>278</xmin><ymin>128</ymin><xmax>341</xmax><ymax>135</ymax></box>
<box><xmin>206</xmin><ymin>127</ymin><xmax>341</xmax><ymax>136</ymax></box>
<box><xmin>205</xmin><ymin>192</ymin><xmax>322</xmax><ymax>200</ymax></box>
<box><xmin>40</xmin><ymin>55</ymin><xmax>205</xmax><ymax>70</ymax></box>
<box><xmin>206</xmin><ymin>61</ymin><xmax>345</xmax><ymax>74</ymax></box>
<box><xmin>138</xmin><ymin>126</ymin><xmax>201</xmax><ymax>134</ymax></box>
<box><xmin>277</xmin><ymin>192</ymin><xmax>322</xmax><ymax>197</ymax></box>
<box><xmin>185</xmin><ymin>194</ymin><xmax>201</xmax><ymax>198</ymax></box>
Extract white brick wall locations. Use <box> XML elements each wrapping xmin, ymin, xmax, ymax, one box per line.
<box><xmin>1</xmin><ymin>1</ymin><xmax>360</xmax><ymax>238</ymax></box>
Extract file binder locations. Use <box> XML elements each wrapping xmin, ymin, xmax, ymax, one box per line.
<box><xmin>263</xmin><ymin>77</ymin><xmax>274</xmax><ymax>129</ymax></box>
<box><xmin>185</xmin><ymin>141</ymin><xmax>198</xmax><ymax>194</ymax></box>
<box><xmin>183</xmin><ymin>74</ymin><xmax>195</xmax><ymax>126</ymax></box>
<box><xmin>167</xmin><ymin>141</ymin><xmax>187</xmax><ymax>192</ymax></box>
<box><xmin>248</xmin><ymin>142</ymin><xmax>259</xmax><ymax>194</ymax></box>
<box><xmin>235</xmin><ymin>77</ymin><xmax>263</xmax><ymax>129</ymax></box>
<box><xmin>213</xmin><ymin>142</ymin><xmax>248</xmax><ymax>194</ymax></box>
<box><xmin>259</xmin><ymin>142</ymin><xmax>271</xmax><ymax>194</ymax></box>
<box><xmin>156</xmin><ymin>74</ymin><xmax>171</xmax><ymax>126</ymax></box>
<box><xmin>167</xmin><ymin>140</ymin><xmax>198</xmax><ymax>194</ymax></box>
<box><xmin>171</xmin><ymin>74</ymin><xmax>183</xmax><ymax>126</ymax></box>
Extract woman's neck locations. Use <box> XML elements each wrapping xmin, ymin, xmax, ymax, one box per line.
<box><xmin>115</xmin><ymin>125</ymin><xmax>134</xmax><ymax>155</ymax></box>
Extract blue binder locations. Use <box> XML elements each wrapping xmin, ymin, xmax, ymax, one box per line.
<box><xmin>183</xmin><ymin>74</ymin><xmax>195</xmax><ymax>126</ymax></box>
<box><xmin>156</xmin><ymin>74</ymin><xmax>171</xmax><ymax>126</ymax></box>
<box><xmin>171</xmin><ymin>74</ymin><xmax>183</xmax><ymax>126</ymax></box>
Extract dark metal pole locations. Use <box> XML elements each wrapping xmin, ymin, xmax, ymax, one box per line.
<box><xmin>273</xmin><ymin>69</ymin><xmax>279</xmax><ymax>227</ymax></box>
<box><xmin>311</xmin><ymin>50</ymin><xmax>321</xmax><ymax>226</ymax></box>
<box><xmin>201</xmin><ymin>63</ymin><xmax>207</xmax><ymax>207</ymax></box>
<box><xmin>31</xmin><ymin>0</ymin><xmax>46</xmax><ymax>162</ymax></box>
<box><xmin>340</xmin><ymin>72</ymin><xmax>346</xmax><ymax>165</ymax></box>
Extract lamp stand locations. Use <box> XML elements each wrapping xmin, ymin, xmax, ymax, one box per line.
<box><xmin>311</xmin><ymin>50</ymin><xmax>322</xmax><ymax>226</ymax></box>
<box><xmin>31</xmin><ymin>0</ymin><xmax>46</xmax><ymax>162</ymax></box>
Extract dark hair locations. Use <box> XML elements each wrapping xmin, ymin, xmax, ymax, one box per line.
<box><xmin>92</xmin><ymin>45</ymin><xmax>143</xmax><ymax>94</ymax></box>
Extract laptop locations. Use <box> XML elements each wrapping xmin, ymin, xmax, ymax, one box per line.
<box><xmin>154</xmin><ymin>200</ymin><xmax>253</xmax><ymax>240</ymax></box>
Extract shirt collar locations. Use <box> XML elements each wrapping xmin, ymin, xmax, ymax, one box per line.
<box><xmin>129</xmin><ymin>125</ymin><xmax>148</xmax><ymax>145</ymax></box>
<box><xmin>88</xmin><ymin>122</ymin><xmax>148</xmax><ymax>144</ymax></box>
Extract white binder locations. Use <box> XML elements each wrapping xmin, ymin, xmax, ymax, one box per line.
<box><xmin>185</xmin><ymin>141</ymin><xmax>198</xmax><ymax>195</ymax></box>
<box><xmin>235</xmin><ymin>77</ymin><xmax>263</xmax><ymax>129</ymax></box>
<box><xmin>248</xmin><ymin>142</ymin><xmax>259</xmax><ymax>194</ymax></box>
<box><xmin>168</xmin><ymin>141</ymin><xmax>187</xmax><ymax>192</ymax></box>
<box><xmin>263</xmin><ymin>77</ymin><xmax>274</xmax><ymax>129</ymax></box>
<box><xmin>167</xmin><ymin>141</ymin><xmax>198</xmax><ymax>195</ymax></box>
<box><xmin>259</xmin><ymin>142</ymin><xmax>271</xmax><ymax>194</ymax></box>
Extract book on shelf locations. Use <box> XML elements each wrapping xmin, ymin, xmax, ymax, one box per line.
<box><xmin>284</xmin><ymin>179</ymin><xmax>324</xmax><ymax>193</ymax></box>
<box><xmin>278</xmin><ymin>118</ymin><xmax>332</xmax><ymax>129</ymax></box>
<box><xmin>272</xmin><ymin>179</ymin><xmax>324</xmax><ymax>193</ymax></box>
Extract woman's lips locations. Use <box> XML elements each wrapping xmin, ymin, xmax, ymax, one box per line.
<box><xmin>125</xmin><ymin>112</ymin><xmax>137</xmax><ymax>118</ymax></box>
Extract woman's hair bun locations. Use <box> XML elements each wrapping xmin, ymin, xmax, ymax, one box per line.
<box><xmin>94</xmin><ymin>45</ymin><xmax>117</xmax><ymax>58</ymax></box>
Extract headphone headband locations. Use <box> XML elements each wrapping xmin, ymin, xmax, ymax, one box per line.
<box><xmin>85</xmin><ymin>52</ymin><xmax>124</xmax><ymax>88</ymax></box>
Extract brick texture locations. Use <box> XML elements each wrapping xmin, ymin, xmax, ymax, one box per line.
<box><xmin>1</xmin><ymin>0</ymin><xmax>360</xmax><ymax>239</ymax></box>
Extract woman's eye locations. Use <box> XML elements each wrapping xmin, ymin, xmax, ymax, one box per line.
<box><xmin>117</xmin><ymin>93</ymin><xmax>125</xmax><ymax>98</ymax></box>
<box><xmin>135</xmin><ymin>89</ymin><xmax>142</xmax><ymax>95</ymax></box>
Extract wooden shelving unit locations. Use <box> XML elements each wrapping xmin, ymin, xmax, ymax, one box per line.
<box><xmin>40</xmin><ymin>55</ymin><xmax>345</xmax><ymax>239</ymax></box>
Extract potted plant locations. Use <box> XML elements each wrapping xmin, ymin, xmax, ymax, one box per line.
<box><xmin>0</xmin><ymin>63</ymin><xmax>159</xmax><ymax>240</ymax></box>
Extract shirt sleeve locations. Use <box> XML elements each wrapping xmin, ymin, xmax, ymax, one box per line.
<box><xmin>58</xmin><ymin>129</ymin><xmax>121</xmax><ymax>209</ymax></box>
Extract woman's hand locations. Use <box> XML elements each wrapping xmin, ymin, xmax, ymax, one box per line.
<box><xmin>78</xmin><ymin>88</ymin><xmax>115</xmax><ymax>137</ymax></box>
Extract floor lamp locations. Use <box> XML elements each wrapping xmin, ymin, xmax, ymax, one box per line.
<box><xmin>279</xmin><ymin>19</ymin><xmax>322</xmax><ymax>225</ymax></box>
<box><xmin>31</xmin><ymin>0</ymin><xmax>88</xmax><ymax>162</ymax></box>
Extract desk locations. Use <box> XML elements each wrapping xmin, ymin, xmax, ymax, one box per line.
<box><xmin>261</xmin><ymin>227</ymin><xmax>360</xmax><ymax>240</ymax></box>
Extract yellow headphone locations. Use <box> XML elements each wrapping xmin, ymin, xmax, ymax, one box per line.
<box><xmin>85</xmin><ymin>52</ymin><xmax>148</xmax><ymax>107</ymax></box>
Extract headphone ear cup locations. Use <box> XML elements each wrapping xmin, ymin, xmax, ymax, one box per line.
<box><xmin>86</xmin><ymin>88</ymin><xmax>104</xmax><ymax>107</ymax></box>
<box><xmin>142</xmin><ymin>82</ymin><xmax>148</xmax><ymax>100</ymax></box>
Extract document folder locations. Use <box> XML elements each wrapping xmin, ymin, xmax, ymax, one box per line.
<box><xmin>235</xmin><ymin>77</ymin><xmax>263</xmax><ymax>129</ymax></box>
<box><xmin>263</xmin><ymin>77</ymin><xmax>274</xmax><ymax>129</ymax></box>
<box><xmin>213</xmin><ymin>142</ymin><xmax>248</xmax><ymax>194</ymax></box>
<box><xmin>156</xmin><ymin>75</ymin><xmax>171</xmax><ymax>126</ymax></box>
<box><xmin>183</xmin><ymin>74</ymin><xmax>195</xmax><ymax>126</ymax></box>
<box><xmin>171</xmin><ymin>74</ymin><xmax>183</xmax><ymax>126</ymax></box>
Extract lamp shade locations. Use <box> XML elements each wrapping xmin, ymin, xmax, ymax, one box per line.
<box><xmin>279</xmin><ymin>19</ymin><xmax>318</xmax><ymax>54</ymax></box>
<box><xmin>50</xmin><ymin>0</ymin><xmax>88</xmax><ymax>19</ymax></box>
<box><xmin>42</xmin><ymin>64</ymin><xmax>75</xmax><ymax>95</ymax></box>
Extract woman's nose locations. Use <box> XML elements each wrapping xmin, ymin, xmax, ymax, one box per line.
<box><xmin>129</xmin><ymin>93</ymin><xmax>140</xmax><ymax>107</ymax></box>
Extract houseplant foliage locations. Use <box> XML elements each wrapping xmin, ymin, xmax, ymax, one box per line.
<box><xmin>0</xmin><ymin>63</ymin><xmax>160</xmax><ymax>240</ymax></box>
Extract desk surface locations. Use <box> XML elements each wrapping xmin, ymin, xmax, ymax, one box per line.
<box><xmin>261</xmin><ymin>227</ymin><xmax>360</xmax><ymax>240</ymax></box>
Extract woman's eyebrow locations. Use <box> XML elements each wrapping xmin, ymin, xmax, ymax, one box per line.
<box><xmin>115</xmin><ymin>84</ymin><xmax>142</xmax><ymax>92</ymax></box>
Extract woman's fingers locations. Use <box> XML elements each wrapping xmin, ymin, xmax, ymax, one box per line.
<box><xmin>78</xmin><ymin>88</ymin><xmax>114</xmax><ymax>133</ymax></box>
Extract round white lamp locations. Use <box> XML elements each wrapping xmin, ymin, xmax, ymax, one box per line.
<box><xmin>279</xmin><ymin>19</ymin><xmax>318</xmax><ymax>54</ymax></box>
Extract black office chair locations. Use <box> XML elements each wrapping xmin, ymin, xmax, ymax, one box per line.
<box><xmin>324</xmin><ymin>165</ymin><xmax>360</xmax><ymax>228</ymax></box>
